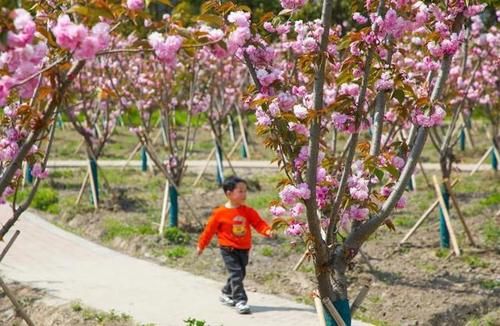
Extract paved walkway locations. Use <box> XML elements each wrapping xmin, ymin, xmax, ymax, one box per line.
<box><xmin>0</xmin><ymin>206</ymin><xmax>369</xmax><ymax>326</ymax></box>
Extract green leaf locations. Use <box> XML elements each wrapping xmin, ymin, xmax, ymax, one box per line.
<box><xmin>196</xmin><ymin>14</ymin><xmax>224</xmax><ymax>28</ymax></box>
<box><xmin>153</xmin><ymin>0</ymin><xmax>173</xmax><ymax>6</ymax></box>
<box><xmin>336</xmin><ymin>69</ymin><xmax>353</xmax><ymax>85</ymax></box>
<box><xmin>68</xmin><ymin>5</ymin><xmax>114</xmax><ymax>19</ymax></box>
<box><xmin>392</xmin><ymin>89</ymin><xmax>405</xmax><ymax>104</ymax></box>
<box><xmin>373</xmin><ymin>168</ymin><xmax>384</xmax><ymax>182</ymax></box>
<box><xmin>384</xmin><ymin>165</ymin><xmax>400</xmax><ymax>178</ymax></box>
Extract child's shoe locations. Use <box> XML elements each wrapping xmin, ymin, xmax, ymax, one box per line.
<box><xmin>219</xmin><ymin>293</ymin><xmax>235</xmax><ymax>306</ymax></box>
<box><xmin>235</xmin><ymin>301</ymin><xmax>251</xmax><ymax>314</ymax></box>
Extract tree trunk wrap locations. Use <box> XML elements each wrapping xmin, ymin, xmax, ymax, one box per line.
<box><xmin>141</xmin><ymin>146</ymin><xmax>148</xmax><ymax>172</ymax></box>
<box><xmin>215</xmin><ymin>142</ymin><xmax>224</xmax><ymax>185</ymax></box>
<box><xmin>439</xmin><ymin>184</ymin><xmax>450</xmax><ymax>248</ymax></box>
<box><xmin>324</xmin><ymin>299</ymin><xmax>351</xmax><ymax>326</ymax></box>
<box><xmin>26</xmin><ymin>164</ymin><xmax>33</xmax><ymax>184</ymax></box>
<box><xmin>168</xmin><ymin>185</ymin><xmax>178</xmax><ymax>227</ymax></box>
<box><xmin>459</xmin><ymin>129</ymin><xmax>465</xmax><ymax>151</ymax></box>
<box><xmin>491</xmin><ymin>146</ymin><xmax>498</xmax><ymax>171</ymax></box>
<box><xmin>89</xmin><ymin>159</ymin><xmax>99</xmax><ymax>204</ymax></box>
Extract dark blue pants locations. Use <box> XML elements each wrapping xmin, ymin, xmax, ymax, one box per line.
<box><xmin>220</xmin><ymin>247</ymin><xmax>249</xmax><ymax>303</ymax></box>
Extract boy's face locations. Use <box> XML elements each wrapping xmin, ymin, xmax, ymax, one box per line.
<box><xmin>226</xmin><ymin>182</ymin><xmax>247</xmax><ymax>206</ymax></box>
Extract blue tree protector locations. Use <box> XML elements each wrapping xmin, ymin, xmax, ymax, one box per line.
<box><xmin>141</xmin><ymin>146</ymin><xmax>148</xmax><ymax>172</ymax></box>
<box><xmin>215</xmin><ymin>143</ymin><xmax>224</xmax><ymax>185</ymax></box>
<box><xmin>459</xmin><ymin>129</ymin><xmax>465</xmax><ymax>151</ymax></box>
<box><xmin>324</xmin><ymin>299</ymin><xmax>351</xmax><ymax>326</ymax></box>
<box><xmin>439</xmin><ymin>184</ymin><xmax>450</xmax><ymax>248</ymax></box>
<box><xmin>492</xmin><ymin>146</ymin><xmax>498</xmax><ymax>171</ymax></box>
<box><xmin>89</xmin><ymin>159</ymin><xmax>99</xmax><ymax>204</ymax></box>
<box><xmin>168</xmin><ymin>185</ymin><xmax>178</xmax><ymax>227</ymax></box>
<box><xmin>25</xmin><ymin>163</ymin><xmax>33</xmax><ymax>184</ymax></box>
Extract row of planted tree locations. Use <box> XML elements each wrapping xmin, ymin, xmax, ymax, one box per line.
<box><xmin>0</xmin><ymin>0</ymin><xmax>498</xmax><ymax>325</ymax></box>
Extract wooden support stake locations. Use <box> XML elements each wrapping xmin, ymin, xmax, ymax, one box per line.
<box><xmin>470</xmin><ymin>146</ymin><xmax>493</xmax><ymax>176</ymax></box>
<box><xmin>350</xmin><ymin>284</ymin><xmax>371</xmax><ymax>314</ymax></box>
<box><xmin>417</xmin><ymin>160</ymin><xmax>432</xmax><ymax>189</ymax></box>
<box><xmin>121</xmin><ymin>141</ymin><xmax>143</xmax><ymax>171</ymax></box>
<box><xmin>322</xmin><ymin>297</ymin><xmax>346</xmax><ymax>326</ymax></box>
<box><xmin>313</xmin><ymin>296</ymin><xmax>327</xmax><ymax>326</ymax></box>
<box><xmin>236</xmin><ymin>106</ymin><xmax>251</xmax><ymax>159</ymax></box>
<box><xmin>293</xmin><ymin>249</ymin><xmax>309</xmax><ymax>271</ymax></box>
<box><xmin>75</xmin><ymin>172</ymin><xmax>90</xmax><ymax>205</ymax></box>
<box><xmin>400</xmin><ymin>179</ymin><xmax>459</xmax><ymax>244</ymax></box>
<box><xmin>228</xmin><ymin>135</ymin><xmax>243</xmax><ymax>158</ymax></box>
<box><xmin>87</xmin><ymin>161</ymin><xmax>99</xmax><ymax>210</ymax></box>
<box><xmin>432</xmin><ymin>175</ymin><xmax>460</xmax><ymax>256</ymax></box>
<box><xmin>192</xmin><ymin>146</ymin><xmax>217</xmax><ymax>187</ymax></box>
<box><xmin>0</xmin><ymin>231</ymin><xmax>36</xmax><ymax>326</ymax></box>
<box><xmin>0</xmin><ymin>276</ymin><xmax>36</xmax><ymax>326</ymax></box>
<box><xmin>445</xmin><ymin>181</ymin><xmax>476</xmax><ymax>246</ymax></box>
<box><xmin>74</xmin><ymin>139</ymin><xmax>85</xmax><ymax>154</ymax></box>
<box><xmin>159</xmin><ymin>179</ymin><xmax>170</xmax><ymax>236</ymax></box>
<box><xmin>0</xmin><ymin>230</ymin><xmax>20</xmax><ymax>262</ymax></box>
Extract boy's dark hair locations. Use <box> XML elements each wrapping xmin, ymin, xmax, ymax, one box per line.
<box><xmin>222</xmin><ymin>176</ymin><xmax>247</xmax><ymax>193</ymax></box>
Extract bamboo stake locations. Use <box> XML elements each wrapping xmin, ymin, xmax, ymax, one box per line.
<box><xmin>470</xmin><ymin>146</ymin><xmax>493</xmax><ymax>175</ymax></box>
<box><xmin>159</xmin><ymin>179</ymin><xmax>170</xmax><ymax>236</ymax></box>
<box><xmin>0</xmin><ymin>230</ymin><xmax>20</xmax><ymax>262</ymax></box>
<box><xmin>417</xmin><ymin>160</ymin><xmax>432</xmax><ymax>189</ymax></box>
<box><xmin>400</xmin><ymin>178</ymin><xmax>459</xmax><ymax>244</ymax></box>
<box><xmin>87</xmin><ymin>161</ymin><xmax>99</xmax><ymax>209</ymax></box>
<box><xmin>0</xmin><ymin>276</ymin><xmax>36</xmax><ymax>326</ymax></box>
<box><xmin>445</xmin><ymin>181</ymin><xmax>476</xmax><ymax>246</ymax></box>
<box><xmin>121</xmin><ymin>141</ymin><xmax>143</xmax><ymax>171</ymax></box>
<box><xmin>236</xmin><ymin>108</ymin><xmax>251</xmax><ymax>159</ymax></box>
<box><xmin>75</xmin><ymin>172</ymin><xmax>90</xmax><ymax>205</ymax></box>
<box><xmin>322</xmin><ymin>297</ymin><xmax>346</xmax><ymax>326</ymax></box>
<box><xmin>293</xmin><ymin>249</ymin><xmax>309</xmax><ymax>271</ymax></box>
<box><xmin>313</xmin><ymin>296</ymin><xmax>327</xmax><ymax>326</ymax></box>
<box><xmin>432</xmin><ymin>175</ymin><xmax>460</xmax><ymax>256</ymax></box>
<box><xmin>192</xmin><ymin>146</ymin><xmax>217</xmax><ymax>187</ymax></box>
<box><xmin>227</xmin><ymin>135</ymin><xmax>243</xmax><ymax>158</ymax></box>
<box><xmin>350</xmin><ymin>284</ymin><xmax>371</xmax><ymax>314</ymax></box>
<box><xmin>0</xmin><ymin>231</ymin><xmax>36</xmax><ymax>326</ymax></box>
<box><xmin>74</xmin><ymin>139</ymin><xmax>85</xmax><ymax>154</ymax></box>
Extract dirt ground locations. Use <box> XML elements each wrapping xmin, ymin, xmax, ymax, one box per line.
<box><xmin>3</xmin><ymin>167</ymin><xmax>499</xmax><ymax>326</ymax></box>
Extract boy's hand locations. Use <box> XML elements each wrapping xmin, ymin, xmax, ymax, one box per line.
<box><xmin>265</xmin><ymin>229</ymin><xmax>276</xmax><ymax>239</ymax></box>
<box><xmin>196</xmin><ymin>247</ymin><xmax>203</xmax><ymax>256</ymax></box>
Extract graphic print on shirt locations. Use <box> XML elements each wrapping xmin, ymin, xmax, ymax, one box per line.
<box><xmin>232</xmin><ymin>215</ymin><xmax>247</xmax><ymax>237</ymax></box>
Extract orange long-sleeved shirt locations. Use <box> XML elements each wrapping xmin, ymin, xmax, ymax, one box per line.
<box><xmin>198</xmin><ymin>205</ymin><xmax>271</xmax><ymax>250</ymax></box>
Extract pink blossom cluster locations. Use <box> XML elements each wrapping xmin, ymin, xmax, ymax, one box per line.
<box><xmin>52</xmin><ymin>15</ymin><xmax>110</xmax><ymax>60</ymax></box>
<box><xmin>285</xmin><ymin>221</ymin><xmax>306</xmax><ymax>236</ymax></box>
<box><xmin>1</xmin><ymin>9</ymin><xmax>47</xmax><ymax>104</ymax></box>
<box><xmin>126</xmin><ymin>0</ymin><xmax>144</xmax><ymax>11</ymax></box>
<box><xmin>348</xmin><ymin>174</ymin><xmax>370</xmax><ymax>201</ymax></box>
<box><xmin>31</xmin><ymin>162</ymin><xmax>48</xmax><ymax>179</ymax></box>
<box><xmin>411</xmin><ymin>106</ymin><xmax>446</xmax><ymax>127</ymax></box>
<box><xmin>279</xmin><ymin>183</ymin><xmax>311</xmax><ymax>205</ymax></box>
<box><xmin>340</xmin><ymin>204</ymin><xmax>369</xmax><ymax>228</ymax></box>
<box><xmin>226</xmin><ymin>11</ymin><xmax>251</xmax><ymax>54</ymax></box>
<box><xmin>280</xmin><ymin>0</ymin><xmax>307</xmax><ymax>11</ymax></box>
<box><xmin>375</xmin><ymin>72</ymin><xmax>394</xmax><ymax>92</ymax></box>
<box><xmin>148</xmin><ymin>32</ymin><xmax>183</xmax><ymax>68</ymax></box>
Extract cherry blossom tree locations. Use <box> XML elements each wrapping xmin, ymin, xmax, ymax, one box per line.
<box><xmin>218</xmin><ymin>0</ymin><xmax>479</xmax><ymax>323</ymax></box>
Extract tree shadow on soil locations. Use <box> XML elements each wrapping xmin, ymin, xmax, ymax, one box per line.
<box><xmin>366</xmin><ymin>269</ymin><xmax>487</xmax><ymax>296</ymax></box>
<box><xmin>250</xmin><ymin>305</ymin><xmax>315</xmax><ymax>314</ymax></box>
<box><xmin>426</xmin><ymin>297</ymin><xmax>499</xmax><ymax>325</ymax></box>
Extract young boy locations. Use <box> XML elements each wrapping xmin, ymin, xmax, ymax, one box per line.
<box><xmin>197</xmin><ymin>176</ymin><xmax>271</xmax><ymax>314</ymax></box>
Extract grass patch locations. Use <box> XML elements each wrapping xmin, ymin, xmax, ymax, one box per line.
<box><xmin>260</xmin><ymin>246</ymin><xmax>274</xmax><ymax>257</ymax></box>
<box><xmin>246</xmin><ymin>191</ymin><xmax>277</xmax><ymax>210</ymax></box>
<box><xmin>462</xmin><ymin>255</ymin><xmax>489</xmax><ymax>269</ymax></box>
<box><xmin>102</xmin><ymin>218</ymin><xmax>156</xmax><ymax>241</ymax></box>
<box><xmin>480</xmin><ymin>193</ymin><xmax>500</xmax><ymax>206</ymax></box>
<box><xmin>435</xmin><ymin>248</ymin><xmax>450</xmax><ymax>258</ymax></box>
<box><xmin>184</xmin><ymin>317</ymin><xmax>207</xmax><ymax>326</ymax></box>
<box><xmin>354</xmin><ymin>311</ymin><xmax>391</xmax><ymax>326</ymax></box>
<box><xmin>164</xmin><ymin>227</ymin><xmax>191</xmax><ymax>245</ymax></box>
<box><xmin>393</xmin><ymin>215</ymin><xmax>416</xmax><ymax>228</ymax></box>
<box><xmin>12</xmin><ymin>186</ymin><xmax>60</xmax><ymax>214</ymax></box>
<box><xmin>479</xmin><ymin>279</ymin><xmax>500</xmax><ymax>290</ymax></box>
<box><xmin>164</xmin><ymin>246</ymin><xmax>190</xmax><ymax>259</ymax></box>
<box><xmin>482</xmin><ymin>219</ymin><xmax>500</xmax><ymax>246</ymax></box>
<box><xmin>71</xmin><ymin>301</ymin><xmax>132</xmax><ymax>323</ymax></box>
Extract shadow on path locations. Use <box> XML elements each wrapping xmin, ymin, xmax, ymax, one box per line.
<box><xmin>250</xmin><ymin>304</ymin><xmax>315</xmax><ymax>314</ymax></box>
